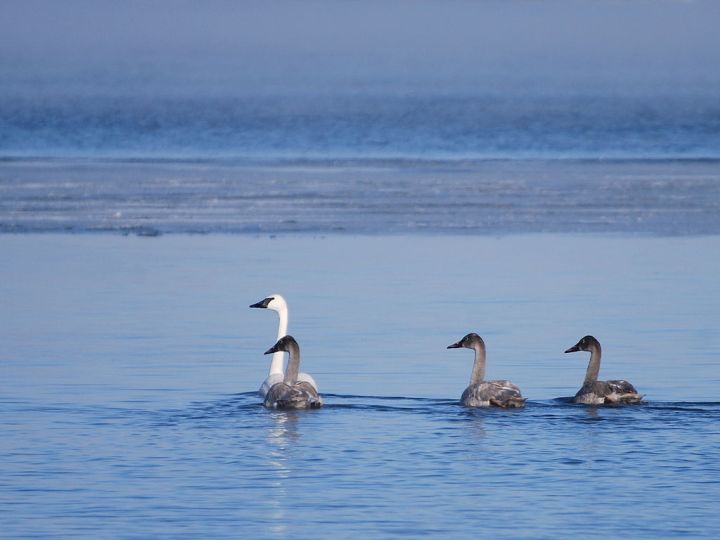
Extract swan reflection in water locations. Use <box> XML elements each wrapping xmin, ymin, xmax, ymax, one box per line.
<box><xmin>265</xmin><ymin>410</ymin><xmax>301</xmax><ymax>536</ymax></box>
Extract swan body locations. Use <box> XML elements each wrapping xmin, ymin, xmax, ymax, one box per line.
<box><xmin>250</xmin><ymin>294</ymin><xmax>318</xmax><ymax>396</ymax></box>
<box><xmin>460</xmin><ymin>380</ymin><xmax>525</xmax><ymax>408</ymax></box>
<box><xmin>448</xmin><ymin>333</ymin><xmax>526</xmax><ymax>408</ymax></box>
<box><xmin>565</xmin><ymin>335</ymin><xmax>643</xmax><ymax>405</ymax></box>
<box><xmin>263</xmin><ymin>336</ymin><xmax>322</xmax><ymax>409</ymax></box>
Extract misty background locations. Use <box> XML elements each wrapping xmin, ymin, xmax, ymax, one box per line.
<box><xmin>1</xmin><ymin>1</ymin><xmax>719</xmax><ymax>160</ymax></box>
<box><xmin>2</xmin><ymin>0</ymin><xmax>719</xmax><ymax>96</ymax></box>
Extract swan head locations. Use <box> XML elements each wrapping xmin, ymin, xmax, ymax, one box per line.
<box><xmin>447</xmin><ymin>332</ymin><xmax>485</xmax><ymax>351</ymax></box>
<box><xmin>249</xmin><ymin>293</ymin><xmax>287</xmax><ymax>313</ymax></box>
<box><xmin>264</xmin><ymin>335</ymin><xmax>299</xmax><ymax>355</ymax></box>
<box><xmin>565</xmin><ymin>335</ymin><xmax>600</xmax><ymax>353</ymax></box>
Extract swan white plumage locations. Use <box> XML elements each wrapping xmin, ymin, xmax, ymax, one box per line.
<box><xmin>250</xmin><ymin>293</ymin><xmax>318</xmax><ymax>397</ymax></box>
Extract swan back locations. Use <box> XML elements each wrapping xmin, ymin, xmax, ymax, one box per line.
<box><xmin>263</xmin><ymin>381</ymin><xmax>322</xmax><ymax>409</ymax></box>
<box><xmin>574</xmin><ymin>379</ymin><xmax>643</xmax><ymax>404</ymax></box>
<box><xmin>461</xmin><ymin>380</ymin><xmax>525</xmax><ymax>408</ymax></box>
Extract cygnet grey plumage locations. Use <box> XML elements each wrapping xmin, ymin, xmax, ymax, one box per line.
<box><xmin>263</xmin><ymin>335</ymin><xmax>322</xmax><ymax>409</ymax></box>
<box><xmin>447</xmin><ymin>333</ymin><xmax>526</xmax><ymax>408</ymax></box>
<box><xmin>565</xmin><ymin>335</ymin><xmax>643</xmax><ymax>405</ymax></box>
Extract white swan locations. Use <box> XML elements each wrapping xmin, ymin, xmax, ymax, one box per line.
<box><xmin>250</xmin><ymin>294</ymin><xmax>318</xmax><ymax>397</ymax></box>
<box><xmin>263</xmin><ymin>335</ymin><xmax>322</xmax><ymax>409</ymax></box>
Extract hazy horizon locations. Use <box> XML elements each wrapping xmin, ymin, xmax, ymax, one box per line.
<box><xmin>2</xmin><ymin>0</ymin><xmax>719</xmax><ymax>97</ymax></box>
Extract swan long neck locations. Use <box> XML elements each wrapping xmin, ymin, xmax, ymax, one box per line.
<box><xmin>268</xmin><ymin>306</ymin><xmax>288</xmax><ymax>377</ymax></box>
<box><xmin>283</xmin><ymin>343</ymin><xmax>301</xmax><ymax>385</ymax></box>
<box><xmin>469</xmin><ymin>343</ymin><xmax>487</xmax><ymax>385</ymax></box>
<box><xmin>584</xmin><ymin>343</ymin><xmax>602</xmax><ymax>384</ymax></box>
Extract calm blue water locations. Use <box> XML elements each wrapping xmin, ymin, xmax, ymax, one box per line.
<box><xmin>2</xmin><ymin>93</ymin><xmax>719</xmax><ymax>161</ymax></box>
<box><xmin>3</xmin><ymin>92</ymin><xmax>719</xmax><ymax>236</ymax></box>
<box><xmin>3</xmin><ymin>2</ymin><xmax>720</xmax><ymax>536</ymax></box>
<box><xmin>2</xmin><ymin>235</ymin><xmax>719</xmax><ymax>538</ymax></box>
<box><xmin>2</xmin><ymin>82</ymin><xmax>719</xmax><ymax>539</ymax></box>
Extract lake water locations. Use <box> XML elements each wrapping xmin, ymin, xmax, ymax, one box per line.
<box><xmin>2</xmin><ymin>82</ymin><xmax>720</xmax><ymax>539</ymax></box>
<box><xmin>2</xmin><ymin>233</ymin><xmax>719</xmax><ymax>538</ymax></box>
<box><xmin>2</xmin><ymin>159</ymin><xmax>720</xmax><ymax>236</ymax></box>
<box><xmin>3</xmin><ymin>2</ymin><xmax>720</xmax><ymax>535</ymax></box>
<box><xmin>2</xmin><ymin>93</ymin><xmax>719</xmax><ymax>161</ymax></box>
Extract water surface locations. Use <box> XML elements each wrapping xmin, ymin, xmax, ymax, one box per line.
<box><xmin>2</xmin><ymin>234</ymin><xmax>719</xmax><ymax>538</ymax></box>
<box><xmin>2</xmin><ymin>159</ymin><xmax>719</xmax><ymax>235</ymax></box>
<box><xmin>2</xmin><ymin>94</ymin><xmax>719</xmax><ymax>160</ymax></box>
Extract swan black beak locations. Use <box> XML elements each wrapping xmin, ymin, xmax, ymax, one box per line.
<box><xmin>565</xmin><ymin>344</ymin><xmax>580</xmax><ymax>353</ymax></box>
<box><xmin>447</xmin><ymin>341</ymin><xmax>462</xmax><ymax>349</ymax></box>
<box><xmin>250</xmin><ymin>297</ymin><xmax>273</xmax><ymax>309</ymax></box>
<box><xmin>264</xmin><ymin>344</ymin><xmax>280</xmax><ymax>355</ymax></box>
